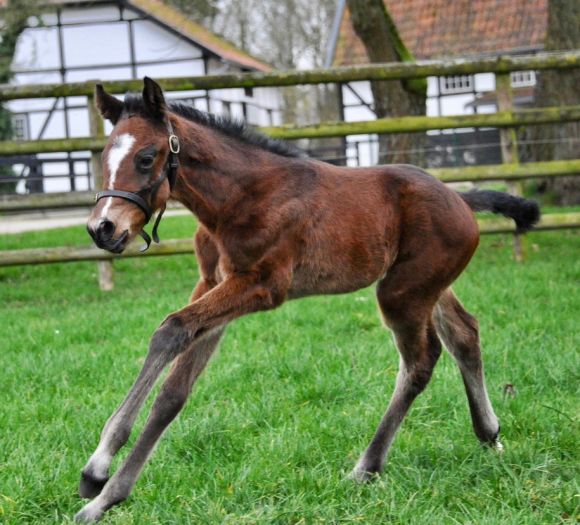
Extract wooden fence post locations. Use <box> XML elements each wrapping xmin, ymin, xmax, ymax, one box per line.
<box><xmin>87</xmin><ymin>93</ymin><xmax>114</xmax><ymax>290</ymax></box>
<box><xmin>496</xmin><ymin>72</ymin><xmax>525</xmax><ymax>262</ymax></box>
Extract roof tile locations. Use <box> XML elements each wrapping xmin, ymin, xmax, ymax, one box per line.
<box><xmin>334</xmin><ymin>0</ymin><xmax>548</xmax><ymax>66</ymax></box>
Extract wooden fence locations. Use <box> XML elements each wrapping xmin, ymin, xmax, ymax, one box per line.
<box><xmin>1</xmin><ymin>50</ymin><xmax>579</xmax><ymax>289</ymax></box>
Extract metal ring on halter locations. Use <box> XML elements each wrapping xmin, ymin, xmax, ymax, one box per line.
<box><xmin>169</xmin><ymin>134</ymin><xmax>180</xmax><ymax>154</ymax></box>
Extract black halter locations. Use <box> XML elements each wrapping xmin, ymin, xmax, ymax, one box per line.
<box><xmin>94</xmin><ymin>122</ymin><xmax>180</xmax><ymax>252</ymax></box>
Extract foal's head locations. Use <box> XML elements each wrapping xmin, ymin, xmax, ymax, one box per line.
<box><xmin>87</xmin><ymin>77</ymin><xmax>178</xmax><ymax>253</ymax></box>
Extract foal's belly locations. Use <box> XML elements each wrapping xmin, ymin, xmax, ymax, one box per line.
<box><xmin>286</xmin><ymin>174</ymin><xmax>398</xmax><ymax>298</ymax></box>
<box><xmin>288</xmin><ymin>236</ymin><xmax>393</xmax><ymax>298</ymax></box>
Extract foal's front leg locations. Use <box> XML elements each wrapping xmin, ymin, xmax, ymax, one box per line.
<box><xmin>75</xmin><ymin>272</ymin><xmax>286</xmax><ymax>523</ymax></box>
<box><xmin>79</xmin><ymin>280</ymin><xmax>214</xmax><ymax>499</ymax></box>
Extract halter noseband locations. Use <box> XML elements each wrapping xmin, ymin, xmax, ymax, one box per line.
<box><xmin>94</xmin><ymin>121</ymin><xmax>180</xmax><ymax>252</ymax></box>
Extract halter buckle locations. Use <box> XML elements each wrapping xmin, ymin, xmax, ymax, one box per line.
<box><xmin>169</xmin><ymin>134</ymin><xmax>180</xmax><ymax>154</ymax></box>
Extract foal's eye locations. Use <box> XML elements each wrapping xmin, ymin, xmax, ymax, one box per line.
<box><xmin>139</xmin><ymin>155</ymin><xmax>155</xmax><ymax>170</ymax></box>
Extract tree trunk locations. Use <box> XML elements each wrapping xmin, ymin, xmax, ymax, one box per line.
<box><xmin>345</xmin><ymin>0</ymin><xmax>426</xmax><ymax>165</ymax></box>
<box><xmin>527</xmin><ymin>0</ymin><xmax>580</xmax><ymax>204</ymax></box>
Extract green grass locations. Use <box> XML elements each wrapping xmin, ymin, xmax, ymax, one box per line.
<box><xmin>0</xmin><ymin>218</ymin><xmax>578</xmax><ymax>524</ymax></box>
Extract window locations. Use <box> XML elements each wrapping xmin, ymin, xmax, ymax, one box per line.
<box><xmin>12</xmin><ymin>114</ymin><xmax>29</xmax><ymax>141</ymax></box>
<box><xmin>439</xmin><ymin>75</ymin><xmax>474</xmax><ymax>95</ymax></box>
<box><xmin>511</xmin><ymin>70</ymin><xmax>536</xmax><ymax>87</ymax></box>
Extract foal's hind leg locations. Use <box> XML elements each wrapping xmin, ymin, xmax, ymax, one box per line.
<box><xmin>350</xmin><ymin>279</ymin><xmax>443</xmax><ymax>481</ymax></box>
<box><xmin>434</xmin><ymin>289</ymin><xmax>500</xmax><ymax>446</ymax></box>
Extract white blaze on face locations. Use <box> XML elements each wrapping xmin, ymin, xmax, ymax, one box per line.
<box><xmin>102</xmin><ymin>133</ymin><xmax>136</xmax><ymax>217</ymax></box>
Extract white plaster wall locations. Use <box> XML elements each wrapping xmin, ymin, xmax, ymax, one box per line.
<box><xmin>132</xmin><ymin>19</ymin><xmax>203</xmax><ymax>61</ymax></box>
<box><xmin>475</xmin><ymin>73</ymin><xmax>495</xmax><ymax>92</ymax></box>
<box><xmin>63</xmin><ymin>23</ymin><xmax>131</xmax><ymax>67</ymax></box>
<box><xmin>60</xmin><ymin>5</ymin><xmax>121</xmax><ymax>24</ymax></box>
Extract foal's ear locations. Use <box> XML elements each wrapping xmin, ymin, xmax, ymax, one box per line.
<box><xmin>142</xmin><ymin>77</ymin><xmax>167</xmax><ymax>121</ymax></box>
<box><xmin>95</xmin><ymin>84</ymin><xmax>123</xmax><ymax>124</ymax></box>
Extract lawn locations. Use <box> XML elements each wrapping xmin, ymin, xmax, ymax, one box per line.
<box><xmin>0</xmin><ymin>217</ymin><xmax>578</xmax><ymax>524</ymax></box>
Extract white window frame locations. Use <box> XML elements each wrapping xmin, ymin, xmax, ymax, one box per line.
<box><xmin>439</xmin><ymin>75</ymin><xmax>474</xmax><ymax>95</ymax></box>
<box><xmin>510</xmin><ymin>70</ymin><xmax>536</xmax><ymax>87</ymax></box>
<box><xmin>11</xmin><ymin>113</ymin><xmax>29</xmax><ymax>141</ymax></box>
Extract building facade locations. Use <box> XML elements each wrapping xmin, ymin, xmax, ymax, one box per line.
<box><xmin>326</xmin><ymin>0</ymin><xmax>548</xmax><ymax>167</ymax></box>
<box><xmin>5</xmin><ymin>0</ymin><xmax>282</xmax><ymax>193</ymax></box>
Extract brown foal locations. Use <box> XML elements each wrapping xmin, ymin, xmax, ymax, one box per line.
<box><xmin>77</xmin><ymin>77</ymin><xmax>539</xmax><ymax>522</ymax></box>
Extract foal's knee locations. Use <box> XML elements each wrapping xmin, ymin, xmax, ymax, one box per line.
<box><xmin>149</xmin><ymin>316</ymin><xmax>192</xmax><ymax>358</ymax></box>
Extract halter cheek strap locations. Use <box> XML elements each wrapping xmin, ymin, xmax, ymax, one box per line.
<box><xmin>94</xmin><ymin>121</ymin><xmax>180</xmax><ymax>252</ymax></box>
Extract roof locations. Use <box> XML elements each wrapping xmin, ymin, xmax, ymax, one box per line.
<box><xmin>331</xmin><ymin>0</ymin><xmax>548</xmax><ymax>67</ymax></box>
<box><xmin>127</xmin><ymin>0</ymin><xmax>272</xmax><ymax>72</ymax></box>
<box><xmin>0</xmin><ymin>0</ymin><xmax>271</xmax><ymax>71</ymax></box>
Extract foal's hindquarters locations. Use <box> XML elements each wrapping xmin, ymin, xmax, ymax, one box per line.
<box><xmin>350</xmin><ymin>178</ymin><xmax>501</xmax><ymax>480</ymax></box>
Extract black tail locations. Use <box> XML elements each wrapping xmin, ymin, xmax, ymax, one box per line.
<box><xmin>459</xmin><ymin>189</ymin><xmax>540</xmax><ymax>233</ymax></box>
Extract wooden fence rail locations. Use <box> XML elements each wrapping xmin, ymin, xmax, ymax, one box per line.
<box><xmin>0</xmin><ymin>50</ymin><xmax>578</xmax><ymax>100</ymax></box>
<box><xmin>261</xmin><ymin>106</ymin><xmax>580</xmax><ymax>139</ymax></box>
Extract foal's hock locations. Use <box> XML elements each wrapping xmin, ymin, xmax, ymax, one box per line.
<box><xmin>77</xmin><ymin>77</ymin><xmax>540</xmax><ymax>522</ymax></box>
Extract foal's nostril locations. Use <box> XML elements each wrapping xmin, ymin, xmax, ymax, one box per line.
<box><xmin>96</xmin><ymin>218</ymin><xmax>115</xmax><ymax>242</ymax></box>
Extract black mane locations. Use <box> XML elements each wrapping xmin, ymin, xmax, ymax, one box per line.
<box><xmin>123</xmin><ymin>94</ymin><xmax>304</xmax><ymax>159</ymax></box>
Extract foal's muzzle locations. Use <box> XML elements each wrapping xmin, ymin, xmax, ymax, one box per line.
<box><xmin>87</xmin><ymin>219</ymin><xmax>129</xmax><ymax>254</ymax></box>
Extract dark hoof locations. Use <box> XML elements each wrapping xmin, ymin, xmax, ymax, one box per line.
<box><xmin>79</xmin><ymin>472</ymin><xmax>109</xmax><ymax>499</ymax></box>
